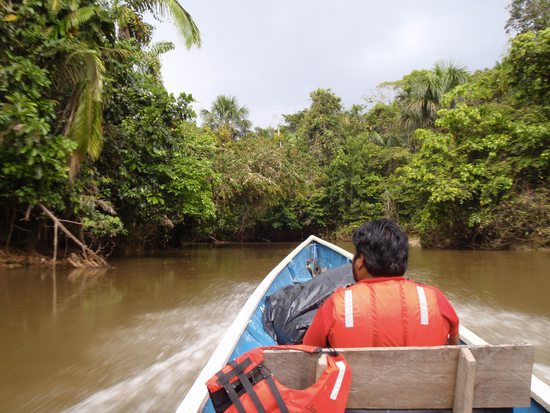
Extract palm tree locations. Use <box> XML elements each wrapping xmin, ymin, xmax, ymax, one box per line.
<box><xmin>112</xmin><ymin>0</ymin><xmax>201</xmax><ymax>47</ymax></box>
<box><xmin>200</xmin><ymin>96</ymin><xmax>252</xmax><ymax>139</ymax></box>
<box><xmin>47</xmin><ymin>0</ymin><xmax>200</xmax><ymax>178</ymax></box>
<box><xmin>398</xmin><ymin>61</ymin><xmax>468</xmax><ymax>135</ymax></box>
<box><xmin>46</xmin><ymin>1</ymin><xmax>116</xmax><ymax>179</ymax></box>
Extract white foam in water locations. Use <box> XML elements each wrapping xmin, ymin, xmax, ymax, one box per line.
<box><xmin>62</xmin><ymin>348</ymin><xmax>194</xmax><ymax>413</ymax></box>
<box><xmin>61</xmin><ymin>282</ymin><xmax>255</xmax><ymax>413</ymax></box>
<box><xmin>60</xmin><ymin>284</ymin><xmax>550</xmax><ymax>412</ymax></box>
<box><xmin>456</xmin><ymin>302</ymin><xmax>550</xmax><ymax>386</ymax></box>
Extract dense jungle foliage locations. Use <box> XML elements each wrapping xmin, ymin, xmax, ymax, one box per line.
<box><xmin>1</xmin><ymin>0</ymin><xmax>549</xmax><ymax>255</ymax></box>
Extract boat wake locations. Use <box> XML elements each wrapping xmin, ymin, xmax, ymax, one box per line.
<box><xmin>61</xmin><ymin>282</ymin><xmax>256</xmax><ymax>413</ymax></box>
<box><xmin>61</xmin><ymin>345</ymin><xmax>203</xmax><ymax>413</ymax></box>
<box><xmin>457</xmin><ymin>302</ymin><xmax>550</xmax><ymax>386</ymax></box>
<box><xmin>57</xmin><ymin>283</ymin><xmax>549</xmax><ymax>413</ymax></box>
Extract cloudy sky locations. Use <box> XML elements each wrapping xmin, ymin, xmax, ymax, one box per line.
<box><xmin>152</xmin><ymin>0</ymin><xmax>511</xmax><ymax>127</ymax></box>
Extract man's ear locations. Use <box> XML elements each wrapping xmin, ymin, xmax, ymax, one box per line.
<box><xmin>353</xmin><ymin>253</ymin><xmax>372</xmax><ymax>281</ymax></box>
<box><xmin>354</xmin><ymin>253</ymin><xmax>365</xmax><ymax>272</ymax></box>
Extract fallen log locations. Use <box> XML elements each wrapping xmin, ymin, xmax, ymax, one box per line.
<box><xmin>39</xmin><ymin>203</ymin><xmax>109</xmax><ymax>268</ymax></box>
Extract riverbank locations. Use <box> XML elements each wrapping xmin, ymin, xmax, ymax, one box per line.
<box><xmin>1</xmin><ymin>234</ymin><xmax>545</xmax><ymax>270</ymax></box>
<box><xmin>0</xmin><ymin>248</ymin><xmax>51</xmax><ymax>270</ymax></box>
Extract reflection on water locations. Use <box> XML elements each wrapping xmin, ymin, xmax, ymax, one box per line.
<box><xmin>0</xmin><ymin>245</ymin><xmax>289</xmax><ymax>412</ymax></box>
<box><xmin>0</xmin><ymin>243</ymin><xmax>548</xmax><ymax>412</ymax></box>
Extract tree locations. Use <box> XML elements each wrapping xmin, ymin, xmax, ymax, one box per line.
<box><xmin>211</xmin><ymin>135</ymin><xmax>308</xmax><ymax>240</ymax></box>
<box><xmin>0</xmin><ymin>0</ymin><xmax>113</xmax><ymax>202</ymax></box>
<box><xmin>52</xmin><ymin>0</ymin><xmax>201</xmax><ymax>178</ymax></box>
<box><xmin>395</xmin><ymin>31</ymin><xmax>550</xmax><ymax>248</ymax></box>
<box><xmin>112</xmin><ymin>0</ymin><xmax>201</xmax><ymax>47</ymax></box>
<box><xmin>324</xmin><ymin>134</ymin><xmax>409</xmax><ymax>231</ymax></box>
<box><xmin>396</xmin><ymin>61</ymin><xmax>469</xmax><ymax>146</ymax></box>
<box><xmin>505</xmin><ymin>28</ymin><xmax>550</xmax><ymax>106</ymax></box>
<box><xmin>200</xmin><ymin>95</ymin><xmax>252</xmax><ymax>140</ymax></box>
<box><xmin>294</xmin><ymin>89</ymin><xmax>345</xmax><ymax>166</ymax></box>
<box><xmin>98</xmin><ymin>64</ymin><xmax>215</xmax><ymax>247</ymax></box>
<box><xmin>363</xmin><ymin>102</ymin><xmax>405</xmax><ymax>148</ymax></box>
<box><xmin>35</xmin><ymin>0</ymin><xmax>119</xmax><ymax>179</ymax></box>
<box><xmin>0</xmin><ymin>0</ymin><xmax>204</xmax><ymax>251</ymax></box>
<box><xmin>138</xmin><ymin>41</ymin><xmax>176</xmax><ymax>81</ymax></box>
<box><xmin>505</xmin><ymin>0</ymin><xmax>550</xmax><ymax>33</ymax></box>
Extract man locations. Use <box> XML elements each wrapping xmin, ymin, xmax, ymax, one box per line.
<box><xmin>303</xmin><ymin>219</ymin><xmax>459</xmax><ymax>347</ymax></box>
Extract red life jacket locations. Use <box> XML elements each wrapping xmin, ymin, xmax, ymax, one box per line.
<box><xmin>329</xmin><ymin>278</ymin><xmax>450</xmax><ymax>347</ymax></box>
<box><xmin>206</xmin><ymin>345</ymin><xmax>352</xmax><ymax>413</ymax></box>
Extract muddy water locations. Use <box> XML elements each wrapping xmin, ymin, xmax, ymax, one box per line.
<box><xmin>0</xmin><ymin>243</ymin><xmax>548</xmax><ymax>412</ymax></box>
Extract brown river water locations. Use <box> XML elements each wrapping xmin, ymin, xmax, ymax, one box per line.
<box><xmin>1</xmin><ymin>243</ymin><xmax>549</xmax><ymax>412</ymax></box>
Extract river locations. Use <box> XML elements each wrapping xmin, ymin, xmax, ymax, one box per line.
<box><xmin>0</xmin><ymin>243</ymin><xmax>549</xmax><ymax>412</ymax></box>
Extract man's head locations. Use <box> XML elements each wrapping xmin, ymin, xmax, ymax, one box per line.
<box><xmin>352</xmin><ymin>218</ymin><xmax>408</xmax><ymax>281</ymax></box>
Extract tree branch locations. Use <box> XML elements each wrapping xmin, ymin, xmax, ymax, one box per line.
<box><xmin>39</xmin><ymin>203</ymin><xmax>109</xmax><ymax>267</ymax></box>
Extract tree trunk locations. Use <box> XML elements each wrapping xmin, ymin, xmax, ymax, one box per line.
<box><xmin>39</xmin><ymin>203</ymin><xmax>109</xmax><ymax>267</ymax></box>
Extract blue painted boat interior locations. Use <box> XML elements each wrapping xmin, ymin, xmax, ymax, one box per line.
<box><xmin>201</xmin><ymin>240</ymin><xmax>546</xmax><ymax>413</ymax></box>
<box><xmin>202</xmin><ymin>241</ymin><xmax>350</xmax><ymax>413</ymax></box>
<box><xmin>516</xmin><ymin>399</ymin><xmax>547</xmax><ymax>413</ymax></box>
<box><xmin>229</xmin><ymin>241</ymin><xmax>350</xmax><ymax>361</ymax></box>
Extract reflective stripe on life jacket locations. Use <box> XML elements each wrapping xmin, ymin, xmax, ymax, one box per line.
<box><xmin>329</xmin><ymin>279</ymin><xmax>450</xmax><ymax>347</ymax></box>
<box><xmin>206</xmin><ymin>344</ymin><xmax>352</xmax><ymax>413</ymax></box>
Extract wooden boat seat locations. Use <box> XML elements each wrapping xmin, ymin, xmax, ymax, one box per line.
<box><xmin>263</xmin><ymin>345</ymin><xmax>534</xmax><ymax>413</ymax></box>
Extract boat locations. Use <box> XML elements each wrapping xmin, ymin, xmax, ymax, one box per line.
<box><xmin>177</xmin><ymin>235</ymin><xmax>550</xmax><ymax>413</ymax></box>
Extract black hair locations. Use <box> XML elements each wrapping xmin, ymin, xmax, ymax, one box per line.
<box><xmin>352</xmin><ymin>218</ymin><xmax>408</xmax><ymax>276</ymax></box>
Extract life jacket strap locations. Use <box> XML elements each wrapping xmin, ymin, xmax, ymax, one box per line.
<box><xmin>221</xmin><ymin>381</ymin><xmax>247</xmax><ymax>413</ymax></box>
<box><xmin>211</xmin><ymin>359</ymin><xmax>290</xmax><ymax>413</ymax></box>
<box><xmin>216</xmin><ymin>358</ymin><xmax>252</xmax><ymax>385</ymax></box>
<box><xmin>235</xmin><ymin>368</ymin><xmax>266</xmax><ymax>413</ymax></box>
<box><xmin>215</xmin><ymin>358</ymin><xmax>267</xmax><ymax>413</ymax></box>
<box><xmin>263</xmin><ymin>368</ymin><xmax>289</xmax><ymax>413</ymax></box>
<box><xmin>209</xmin><ymin>363</ymin><xmax>267</xmax><ymax>412</ymax></box>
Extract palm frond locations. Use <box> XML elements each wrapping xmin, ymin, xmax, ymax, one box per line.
<box><xmin>202</xmin><ymin>95</ymin><xmax>251</xmax><ymax>138</ymax></box>
<box><xmin>369</xmin><ymin>130</ymin><xmax>384</xmax><ymax>146</ymax></box>
<box><xmin>444</xmin><ymin>65</ymin><xmax>468</xmax><ymax>91</ymax></box>
<box><xmin>138</xmin><ymin>41</ymin><xmax>174</xmax><ymax>80</ymax></box>
<box><xmin>433</xmin><ymin>60</ymin><xmax>468</xmax><ymax>91</ymax></box>
<box><xmin>200</xmin><ymin>109</ymin><xmax>214</xmax><ymax>127</ymax></box>
<box><xmin>67</xmin><ymin>86</ymin><xmax>103</xmax><ymax>179</ymax></box>
<box><xmin>55</xmin><ymin>6</ymin><xmax>101</xmax><ymax>37</ymax></box>
<box><xmin>65</xmin><ymin>47</ymin><xmax>105</xmax><ymax>164</ymax></box>
<box><xmin>69</xmin><ymin>6</ymin><xmax>100</xmax><ymax>28</ymax></box>
<box><xmin>113</xmin><ymin>4</ymin><xmax>137</xmax><ymax>25</ymax></box>
<box><xmin>68</xmin><ymin>85</ymin><xmax>103</xmax><ymax>174</ymax></box>
<box><xmin>69</xmin><ymin>0</ymin><xmax>79</xmax><ymax>12</ymax></box>
<box><xmin>146</xmin><ymin>0</ymin><xmax>201</xmax><ymax>48</ymax></box>
<box><xmin>398</xmin><ymin>60</ymin><xmax>469</xmax><ymax>138</ymax></box>
<box><xmin>54</xmin><ymin>59</ymin><xmax>82</xmax><ymax>87</ymax></box>
<box><xmin>113</xmin><ymin>4</ymin><xmax>152</xmax><ymax>41</ymax></box>
<box><xmin>49</xmin><ymin>0</ymin><xmax>63</xmax><ymax>14</ymax></box>
<box><xmin>238</xmin><ymin>106</ymin><xmax>250</xmax><ymax>119</ymax></box>
<box><xmin>98</xmin><ymin>46</ymin><xmax>131</xmax><ymax>59</ymax></box>
<box><xmin>149</xmin><ymin>40</ymin><xmax>175</xmax><ymax>56</ymax></box>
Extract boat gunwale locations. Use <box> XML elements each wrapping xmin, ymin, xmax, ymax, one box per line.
<box><xmin>176</xmin><ymin>235</ymin><xmax>326</xmax><ymax>413</ymax></box>
<box><xmin>176</xmin><ymin>236</ymin><xmax>550</xmax><ymax>413</ymax></box>
<box><xmin>460</xmin><ymin>325</ymin><xmax>550</xmax><ymax>411</ymax></box>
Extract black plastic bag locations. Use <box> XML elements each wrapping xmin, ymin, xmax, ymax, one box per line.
<box><xmin>263</xmin><ymin>264</ymin><xmax>354</xmax><ymax>344</ymax></box>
